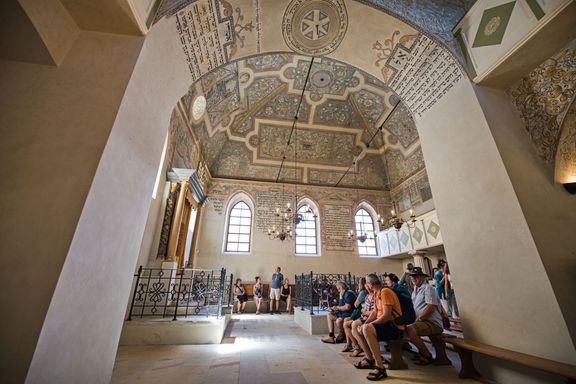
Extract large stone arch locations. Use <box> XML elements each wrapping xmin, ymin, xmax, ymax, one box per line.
<box><xmin>25</xmin><ymin>1</ymin><xmax>575</xmax><ymax>383</ymax></box>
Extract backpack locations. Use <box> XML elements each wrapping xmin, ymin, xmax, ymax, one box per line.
<box><xmin>390</xmin><ymin>285</ymin><xmax>416</xmax><ymax>326</ymax></box>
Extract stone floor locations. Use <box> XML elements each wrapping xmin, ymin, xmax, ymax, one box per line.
<box><xmin>112</xmin><ymin>314</ymin><xmax>479</xmax><ymax>383</ymax></box>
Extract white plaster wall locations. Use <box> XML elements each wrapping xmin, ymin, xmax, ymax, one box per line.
<box><xmin>474</xmin><ymin>86</ymin><xmax>576</xmax><ymax>350</ymax></box>
<box><xmin>415</xmin><ymin>78</ymin><xmax>576</xmax><ymax>373</ymax></box>
<box><xmin>0</xmin><ymin>31</ymin><xmax>143</xmax><ymax>384</ymax></box>
<box><xmin>25</xmin><ymin>19</ymin><xmax>190</xmax><ymax>384</ymax></box>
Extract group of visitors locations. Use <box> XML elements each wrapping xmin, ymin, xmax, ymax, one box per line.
<box><xmin>321</xmin><ymin>265</ymin><xmax>452</xmax><ymax>381</ymax></box>
<box><xmin>233</xmin><ymin>266</ymin><xmax>292</xmax><ymax>314</ymax></box>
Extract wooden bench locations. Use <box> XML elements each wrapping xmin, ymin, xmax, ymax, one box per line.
<box><xmin>387</xmin><ymin>338</ymin><xmax>409</xmax><ymax>370</ymax></box>
<box><xmin>232</xmin><ymin>283</ymin><xmax>295</xmax><ymax>313</ymax></box>
<box><xmin>445</xmin><ymin>337</ymin><xmax>576</xmax><ymax>383</ymax></box>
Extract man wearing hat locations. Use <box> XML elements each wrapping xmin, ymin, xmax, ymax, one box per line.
<box><xmin>405</xmin><ymin>266</ymin><xmax>444</xmax><ymax>365</ymax></box>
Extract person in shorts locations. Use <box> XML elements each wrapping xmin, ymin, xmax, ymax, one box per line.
<box><xmin>233</xmin><ymin>278</ymin><xmax>248</xmax><ymax>314</ymax></box>
<box><xmin>321</xmin><ymin>281</ymin><xmax>356</xmax><ymax>344</ymax></box>
<box><xmin>253</xmin><ymin>276</ymin><xmax>264</xmax><ymax>315</ymax></box>
<box><xmin>406</xmin><ymin>266</ymin><xmax>444</xmax><ymax>365</ymax></box>
<box><xmin>279</xmin><ymin>278</ymin><xmax>292</xmax><ymax>313</ymax></box>
<box><xmin>352</xmin><ymin>273</ymin><xmax>404</xmax><ymax>381</ymax></box>
<box><xmin>269</xmin><ymin>266</ymin><xmax>283</xmax><ymax>314</ymax></box>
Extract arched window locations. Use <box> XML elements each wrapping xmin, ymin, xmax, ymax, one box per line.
<box><xmin>295</xmin><ymin>202</ymin><xmax>319</xmax><ymax>256</ymax></box>
<box><xmin>225</xmin><ymin>201</ymin><xmax>252</xmax><ymax>253</ymax></box>
<box><xmin>355</xmin><ymin>208</ymin><xmax>377</xmax><ymax>256</ymax></box>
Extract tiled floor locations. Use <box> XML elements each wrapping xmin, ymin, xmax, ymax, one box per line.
<box><xmin>112</xmin><ymin>314</ymin><xmax>479</xmax><ymax>383</ymax></box>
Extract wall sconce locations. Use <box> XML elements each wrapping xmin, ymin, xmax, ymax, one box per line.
<box><xmin>563</xmin><ymin>182</ymin><xmax>576</xmax><ymax>194</ymax></box>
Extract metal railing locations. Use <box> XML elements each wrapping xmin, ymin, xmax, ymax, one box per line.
<box><xmin>294</xmin><ymin>272</ymin><xmax>358</xmax><ymax>315</ymax></box>
<box><xmin>127</xmin><ymin>266</ymin><xmax>227</xmax><ymax>320</ymax></box>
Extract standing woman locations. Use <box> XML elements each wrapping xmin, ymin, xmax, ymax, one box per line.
<box><xmin>280</xmin><ymin>278</ymin><xmax>292</xmax><ymax>313</ymax></box>
<box><xmin>254</xmin><ymin>276</ymin><xmax>263</xmax><ymax>315</ymax></box>
<box><xmin>234</xmin><ymin>278</ymin><xmax>248</xmax><ymax>314</ymax></box>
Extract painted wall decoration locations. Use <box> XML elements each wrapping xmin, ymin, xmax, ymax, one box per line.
<box><xmin>205</xmin><ymin>179</ymin><xmax>389</xmax><ymax>253</ymax></box>
<box><xmin>554</xmin><ymin>100</ymin><xmax>576</xmax><ymax>184</ymax></box>
<box><xmin>454</xmin><ymin>0</ymin><xmax>572</xmax><ymax>82</ymax></box>
<box><xmin>358</xmin><ymin>0</ymin><xmax>475</xmax><ymax>57</ymax></box>
<box><xmin>509</xmin><ymin>46</ymin><xmax>576</xmax><ymax>164</ymax></box>
<box><xmin>282</xmin><ymin>0</ymin><xmax>348</xmax><ymax>56</ymax></box>
<box><xmin>372</xmin><ymin>33</ymin><xmax>465</xmax><ymax>118</ymax></box>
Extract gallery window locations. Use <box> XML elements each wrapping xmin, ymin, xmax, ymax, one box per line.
<box><xmin>355</xmin><ymin>208</ymin><xmax>378</xmax><ymax>256</ymax></box>
<box><xmin>295</xmin><ymin>202</ymin><xmax>320</xmax><ymax>256</ymax></box>
<box><xmin>225</xmin><ymin>201</ymin><xmax>252</xmax><ymax>253</ymax></box>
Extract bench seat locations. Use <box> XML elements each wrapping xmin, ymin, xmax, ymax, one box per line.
<box><xmin>445</xmin><ymin>336</ymin><xmax>576</xmax><ymax>382</ymax></box>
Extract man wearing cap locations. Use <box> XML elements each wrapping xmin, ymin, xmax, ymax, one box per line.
<box><xmin>406</xmin><ymin>266</ymin><xmax>444</xmax><ymax>365</ymax></box>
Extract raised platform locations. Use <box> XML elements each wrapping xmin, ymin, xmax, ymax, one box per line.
<box><xmin>294</xmin><ymin>306</ymin><xmax>329</xmax><ymax>335</ymax></box>
<box><xmin>119</xmin><ymin>315</ymin><xmax>231</xmax><ymax>345</ymax></box>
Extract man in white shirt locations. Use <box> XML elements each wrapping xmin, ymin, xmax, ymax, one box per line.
<box><xmin>406</xmin><ymin>267</ymin><xmax>443</xmax><ymax>365</ymax></box>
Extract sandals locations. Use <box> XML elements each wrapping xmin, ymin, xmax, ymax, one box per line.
<box><xmin>349</xmin><ymin>348</ymin><xmax>364</xmax><ymax>357</ymax></box>
<box><xmin>367</xmin><ymin>367</ymin><xmax>388</xmax><ymax>381</ymax></box>
<box><xmin>414</xmin><ymin>353</ymin><xmax>434</xmax><ymax>366</ymax></box>
<box><xmin>354</xmin><ymin>358</ymin><xmax>375</xmax><ymax>369</ymax></box>
<box><xmin>341</xmin><ymin>345</ymin><xmax>354</xmax><ymax>353</ymax></box>
<box><xmin>321</xmin><ymin>336</ymin><xmax>335</xmax><ymax>344</ymax></box>
<box><xmin>335</xmin><ymin>335</ymin><xmax>346</xmax><ymax>344</ymax></box>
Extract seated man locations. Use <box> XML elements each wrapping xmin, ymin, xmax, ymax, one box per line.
<box><xmin>352</xmin><ymin>273</ymin><xmax>404</xmax><ymax>381</ymax></box>
<box><xmin>321</xmin><ymin>281</ymin><xmax>356</xmax><ymax>344</ymax></box>
<box><xmin>406</xmin><ymin>267</ymin><xmax>444</xmax><ymax>365</ymax></box>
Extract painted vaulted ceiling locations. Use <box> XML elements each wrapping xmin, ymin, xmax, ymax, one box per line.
<box><xmin>176</xmin><ymin>53</ymin><xmax>425</xmax><ymax>191</ymax></box>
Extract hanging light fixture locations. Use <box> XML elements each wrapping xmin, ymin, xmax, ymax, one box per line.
<box><xmin>379</xmin><ymin>201</ymin><xmax>416</xmax><ymax>230</ymax></box>
<box><xmin>266</xmin><ymin>57</ymin><xmax>317</xmax><ymax>241</ymax></box>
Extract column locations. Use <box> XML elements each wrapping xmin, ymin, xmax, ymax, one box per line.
<box><xmin>186</xmin><ymin>205</ymin><xmax>202</xmax><ymax>268</ymax></box>
<box><xmin>166</xmin><ymin>180</ymin><xmax>188</xmax><ymax>264</ymax></box>
<box><xmin>409</xmin><ymin>250</ymin><xmax>427</xmax><ymax>270</ymax></box>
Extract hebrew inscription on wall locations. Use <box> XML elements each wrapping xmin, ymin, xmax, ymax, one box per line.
<box><xmin>175</xmin><ymin>0</ymin><xmax>234</xmax><ymax>81</ymax></box>
<box><xmin>322</xmin><ymin>204</ymin><xmax>354</xmax><ymax>251</ymax></box>
<box><xmin>255</xmin><ymin>188</ymin><xmax>295</xmax><ymax>232</ymax></box>
<box><xmin>375</xmin><ymin>34</ymin><xmax>464</xmax><ymax>118</ymax></box>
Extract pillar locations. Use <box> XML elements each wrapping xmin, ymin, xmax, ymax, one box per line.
<box><xmin>166</xmin><ymin>180</ymin><xmax>188</xmax><ymax>263</ymax></box>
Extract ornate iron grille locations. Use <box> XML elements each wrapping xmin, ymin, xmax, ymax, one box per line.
<box><xmin>127</xmin><ymin>266</ymin><xmax>227</xmax><ymax>320</ymax></box>
<box><xmin>294</xmin><ymin>272</ymin><xmax>357</xmax><ymax>315</ymax></box>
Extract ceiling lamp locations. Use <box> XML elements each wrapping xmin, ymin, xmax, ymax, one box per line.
<box><xmin>267</xmin><ymin>57</ymin><xmax>317</xmax><ymax>241</ymax></box>
<box><xmin>379</xmin><ymin>201</ymin><xmax>416</xmax><ymax>230</ymax></box>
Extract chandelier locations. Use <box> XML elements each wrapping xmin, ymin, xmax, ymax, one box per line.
<box><xmin>348</xmin><ymin>225</ymin><xmax>371</xmax><ymax>243</ymax></box>
<box><xmin>267</xmin><ymin>57</ymin><xmax>317</xmax><ymax>241</ymax></box>
<box><xmin>379</xmin><ymin>201</ymin><xmax>416</xmax><ymax>230</ymax></box>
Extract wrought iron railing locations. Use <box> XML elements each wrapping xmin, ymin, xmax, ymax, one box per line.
<box><xmin>127</xmin><ymin>266</ymin><xmax>227</xmax><ymax>320</ymax></box>
<box><xmin>294</xmin><ymin>272</ymin><xmax>357</xmax><ymax>315</ymax></box>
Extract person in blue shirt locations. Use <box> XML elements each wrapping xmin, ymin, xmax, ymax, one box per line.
<box><xmin>269</xmin><ymin>266</ymin><xmax>284</xmax><ymax>314</ymax></box>
<box><xmin>321</xmin><ymin>281</ymin><xmax>356</xmax><ymax>344</ymax></box>
<box><xmin>434</xmin><ymin>260</ymin><xmax>446</xmax><ymax>301</ymax></box>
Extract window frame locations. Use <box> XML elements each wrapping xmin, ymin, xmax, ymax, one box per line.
<box><xmin>294</xmin><ymin>198</ymin><xmax>321</xmax><ymax>257</ymax></box>
<box><xmin>354</xmin><ymin>203</ymin><xmax>380</xmax><ymax>257</ymax></box>
<box><xmin>222</xmin><ymin>193</ymin><xmax>254</xmax><ymax>255</ymax></box>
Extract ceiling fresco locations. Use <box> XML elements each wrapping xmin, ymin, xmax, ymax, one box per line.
<box><xmin>177</xmin><ymin>52</ymin><xmax>425</xmax><ymax>191</ymax></box>
<box><xmin>153</xmin><ymin>0</ymin><xmax>475</xmax><ymax>58</ymax></box>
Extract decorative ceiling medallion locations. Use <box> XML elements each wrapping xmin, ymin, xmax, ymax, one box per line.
<box><xmin>192</xmin><ymin>96</ymin><xmax>207</xmax><ymax>120</ymax></box>
<box><xmin>282</xmin><ymin>0</ymin><xmax>348</xmax><ymax>56</ymax></box>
